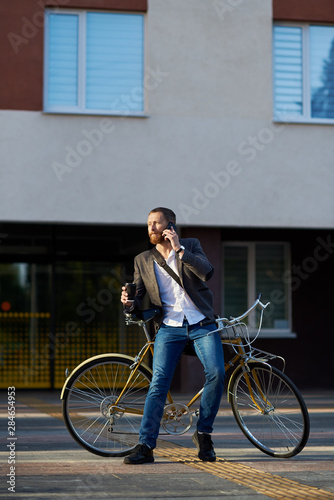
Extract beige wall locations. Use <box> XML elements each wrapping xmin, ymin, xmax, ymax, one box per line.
<box><xmin>1</xmin><ymin>0</ymin><xmax>333</xmax><ymax>228</ymax></box>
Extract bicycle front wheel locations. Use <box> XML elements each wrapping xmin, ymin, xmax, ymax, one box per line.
<box><xmin>62</xmin><ymin>355</ymin><xmax>152</xmax><ymax>457</ymax></box>
<box><xmin>230</xmin><ymin>362</ymin><xmax>310</xmax><ymax>458</ymax></box>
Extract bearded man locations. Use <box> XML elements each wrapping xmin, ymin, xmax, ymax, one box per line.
<box><xmin>121</xmin><ymin>207</ymin><xmax>225</xmax><ymax>464</ymax></box>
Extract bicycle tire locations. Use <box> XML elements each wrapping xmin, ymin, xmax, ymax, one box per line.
<box><xmin>62</xmin><ymin>355</ymin><xmax>152</xmax><ymax>457</ymax></box>
<box><xmin>230</xmin><ymin>362</ymin><xmax>310</xmax><ymax>458</ymax></box>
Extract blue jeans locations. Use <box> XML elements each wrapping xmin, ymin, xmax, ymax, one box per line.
<box><xmin>139</xmin><ymin>320</ymin><xmax>225</xmax><ymax>449</ymax></box>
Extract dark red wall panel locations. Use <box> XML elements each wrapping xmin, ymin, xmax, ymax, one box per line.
<box><xmin>273</xmin><ymin>0</ymin><xmax>334</xmax><ymax>23</ymax></box>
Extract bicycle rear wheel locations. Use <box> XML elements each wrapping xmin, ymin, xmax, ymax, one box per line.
<box><xmin>230</xmin><ymin>362</ymin><xmax>310</xmax><ymax>458</ymax></box>
<box><xmin>62</xmin><ymin>355</ymin><xmax>152</xmax><ymax>457</ymax></box>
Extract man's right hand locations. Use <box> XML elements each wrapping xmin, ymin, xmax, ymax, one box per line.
<box><xmin>121</xmin><ymin>286</ymin><xmax>134</xmax><ymax>308</ymax></box>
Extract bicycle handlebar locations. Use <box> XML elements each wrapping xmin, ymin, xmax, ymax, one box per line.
<box><xmin>220</xmin><ymin>294</ymin><xmax>270</xmax><ymax>325</ymax></box>
<box><xmin>200</xmin><ymin>294</ymin><xmax>270</xmax><ymax>327</ymax></box>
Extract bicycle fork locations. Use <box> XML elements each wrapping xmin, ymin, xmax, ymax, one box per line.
<box><xmin>241</xmin><ymin>362</ymin><xmax>275</xmax><ymax>414</ymax></box>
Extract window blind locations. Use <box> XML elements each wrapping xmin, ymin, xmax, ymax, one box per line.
<box><xmin>273</xmin><ymin>26</ymin><xmax>303</xmax><ymax>116</ymax></box>
<box><xmin>48</xmin><ymin>14</ymin><xmax>79</xmax><ymax>107</ymax></box>
<box><xmin>86</xmin><ymin>13</ymin><xmax>144</xmax><ymax>111</ymax></box>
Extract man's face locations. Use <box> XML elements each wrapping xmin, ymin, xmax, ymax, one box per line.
<box><xmin>147</xmin><ymin>212</ymin><xmax>168</xmax><ymax>245</ymax></box>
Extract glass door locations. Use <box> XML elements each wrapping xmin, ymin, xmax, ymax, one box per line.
<box><xmin>0</xmin><ymin>263</ymin><xmax>52</xmax><ymax>388</ymax></box>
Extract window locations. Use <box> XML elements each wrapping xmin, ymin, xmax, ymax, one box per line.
<box><xmin>44</xmin><ymin>10</ymin><xmax>145</xmax><ymax>115</ymax></box>
<box><xmin>273</xmin><ymin>24</ymin><xmax>334</xmax><ymax>123</ymax></box>
<box><xmin>223</xmin><ymin>242</ymin><xmax>295</xmax><ymax>338</ymax></box>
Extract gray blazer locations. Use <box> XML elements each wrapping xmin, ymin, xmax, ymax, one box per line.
<box><xmin>132</xmin><ymin>238</ymin><xmax>215</xmax><ymax>327</ymax></box>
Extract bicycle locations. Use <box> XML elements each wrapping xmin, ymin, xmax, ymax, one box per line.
<box><xmin>61</xmin><ymin>295</ymin><xmax>310</xmax><ymax>459</ymax></box>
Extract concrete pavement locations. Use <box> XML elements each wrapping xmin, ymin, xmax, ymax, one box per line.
<box><xmin>1</xmin><ymin>390</ymin><xmax>333</xmax><ymax>499</ymax></box>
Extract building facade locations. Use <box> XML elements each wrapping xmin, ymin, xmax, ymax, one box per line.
<box><xmin>0</xmin><ymin>0</ymin><xmax>333</xmax><ymax>390</ymax></box>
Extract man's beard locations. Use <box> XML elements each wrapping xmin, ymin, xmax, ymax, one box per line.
<box><xmin>149</xmin><ymin>232</ymin><xmax>165</xmax><ymax>245</ymax></box>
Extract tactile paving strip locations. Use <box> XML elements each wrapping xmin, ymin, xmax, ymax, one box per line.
<box><xmin>155</xmin><ymin>439</ymin><xmax>334</xmax><ymax>500</ymax></box>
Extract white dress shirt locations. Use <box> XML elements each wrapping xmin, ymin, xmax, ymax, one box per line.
<box><xmin>153</xmin><ymin>249</ymin><xmax>205</xmax><ymax>326</ymax></box>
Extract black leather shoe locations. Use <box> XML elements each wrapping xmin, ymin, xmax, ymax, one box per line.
<box><xmin>192</xmin><ymin>430</ymin><xmax>216</xmax><ymax>462</ymax></box>
<box><xmin>123</xmin><ymin>444</ymin><xmax>154</xmax><ymax>464</ymax></box>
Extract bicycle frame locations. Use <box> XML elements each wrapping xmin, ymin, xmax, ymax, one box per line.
<box><xmin>121</xmin><ymin>296</ymin><xmax>275</xmax><ymax>416</ymax></box>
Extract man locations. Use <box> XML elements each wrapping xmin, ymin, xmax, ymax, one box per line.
<box><xmin>121</xmin><ymin>207</ymin><xmax>225</xmax><ymax>464</ymax></box>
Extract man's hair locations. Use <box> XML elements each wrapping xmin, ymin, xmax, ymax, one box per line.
<box><xmin>149</xmin><ymin>207</ymin><xmax>176</xmax><ymax>223</ymax></box>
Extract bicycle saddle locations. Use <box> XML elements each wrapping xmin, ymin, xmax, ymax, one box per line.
<box><xmin>123</xmin><ymin>308</ymin><xmax>162</xmax><ymax>322</ymax></box>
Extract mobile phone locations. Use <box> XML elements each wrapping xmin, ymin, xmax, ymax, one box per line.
<box><xmin>166</xmin><ymin>221</ymin><xmax>177</xmax><ymax>232</ymax></box>
<box><xmin>125</xmin><ymin>283</ymin><xmax>136</xmax><ymax>301</ymax></box>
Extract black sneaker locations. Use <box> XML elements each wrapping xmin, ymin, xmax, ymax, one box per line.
<box><xmin>123</xmin><ymin>444</ymin><xmax>154</xmax><ymax>464</ymax></box>
<box><xmin>192</xmin><ymin>430</ymin><xmax>216</xmax><ymax>462</ymax></box>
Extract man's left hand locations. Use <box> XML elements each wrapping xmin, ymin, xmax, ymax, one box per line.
<box><xmin>162</xmin><ymin>227</ymin><xmax>183</xmax><ymax>255</ymax></box>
